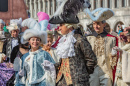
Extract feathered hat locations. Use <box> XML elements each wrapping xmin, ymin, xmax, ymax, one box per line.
<box><xmin>84</xmin><ymin>8</ymin><xmax>114</xmax><ymax>21</ymax></box>
<box><xmin>6</xmin><ymin>23</ymin><xmax>20</xmax><ymax>33</ymax></box>
<box><xmin>37</xmin><ymin>12</ymin><xmax>51</xmax><ymax>30</ymax></box>
<box><xmin>21</xmin><ymin>18</ymin><xmax>47</xmax><ymax>44</ymax></box>
<box><xmin>49</xmin><ymin>0</ymin><xmax>91</xmax><ymax>24</ymax></box>
<box><xmin>10</xmin><ymin>18</ymin><xmax>22</xmax><ymax>26</ymax></box>
<box><xmin>0</xmin><ymin>19</ymin><xmax>5</xmax><ymax>25</ymax></box>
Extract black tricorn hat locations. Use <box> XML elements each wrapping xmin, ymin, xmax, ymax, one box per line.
<box><xmin>49</xmin><ymin>0</ymin><xmax>91</xmax><ymax>24</ymax></box>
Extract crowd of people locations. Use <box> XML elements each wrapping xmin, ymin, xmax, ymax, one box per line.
<box><xmin>0</xmin><ymin>0</ymin><xmax>130</xmax><ymax>86</ymax></box>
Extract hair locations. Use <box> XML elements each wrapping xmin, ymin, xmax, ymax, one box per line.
<box><xmin>64</xmin><ymin>23</ymin><xmax>77</xmax><ymax>29</ymax></box>
<box><xmin>47</xmin><ymin>31</ymin><xmax>53</xmax><ymax>39</ymax></box>
<box><xmin>102</xmin><ymin>20</ymin><xmax>106</xmax><ymax>24</ymax></box>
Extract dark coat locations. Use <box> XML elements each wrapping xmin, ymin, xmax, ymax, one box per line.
<box><xmin>2</xmin><ymin>37</ymin><xmax>20</xmax><ymax>62</ymax></box>
<box><xmin>56</xmin><ymin>33</ymin><xmax>97</xmax><ymax>86</ymax></box>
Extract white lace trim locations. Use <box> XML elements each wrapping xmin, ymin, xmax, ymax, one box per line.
<box><xmin>56</xmin><ymin>31</ymin><xmax>77</xmax><ymax>58</ymax></box>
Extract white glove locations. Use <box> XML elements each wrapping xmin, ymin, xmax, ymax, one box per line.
<box><xmin>113</xmin><ymin>46</ymin><xmax>122</xmax><ymax>52</ymax></box>
<box><xmin>111</xmin><ymin>48</ymin><xmax>117</xmax><ymax>56</ymax></box>
<box><xmin>41</xmin><ymin>60</ymin><xmax>56</xmax><ymax>81</ymax></box>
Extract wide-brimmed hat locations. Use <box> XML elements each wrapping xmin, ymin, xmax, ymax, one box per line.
<box><xmin>21</xmin><ymin>18</ymin><xmax>47</xmax><ymax>44</ymax></box>
<box><xmin>21</xmin><ymin>29</ymin><xmax>47</xmax><ymax>44</ymax></box>
<box><xmin>6</xmin><ymin>23</ymin><xmax>20</xmax><ymax>33</ymax></box>
<box><xmin>49</xmin><ymin>0</ymin><xmax>91</xmax><ymax>24</ymax></box>
<box><xmin>84</xmin><ymin>8</ymin><xmax>114</xmax><ymax>22</ymax></box>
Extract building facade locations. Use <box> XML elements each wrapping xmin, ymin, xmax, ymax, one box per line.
<box><xmin>25</xmin><ymin>0</ymin><xmax>130</xmax><ymax>31</ymax></box>
<box><xmin>0</xmin><ymin>0</ymin><xmax>28</xmax><ymax>24</ymax></box>
<box><xmin>24</xmin><ymin>0</ymin><xmax>58</xmax><ymax>19</ymax></box>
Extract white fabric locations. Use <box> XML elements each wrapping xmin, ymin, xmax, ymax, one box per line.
<box><xmin>41</xmin><ymin>60</ymin><xmax>56</xmax><ymax>84</ymax></box>
<box><xmin>50</xmin><ymin>48</ymin><xmax>60</xmax><ymax>63</ymax></box>
<box><xmin>13</xmin><ymin>55</ymin><xmax>22</xmax><ymax>71</ymax></box>
<box><xmin>10</xmin><ymin>18</ymin><xmax>22</xmax><ymax>26</ymax></box>
<box><xmin>122</xmin><ymin>51</ymin><xmax>130</xmax><ymax>83</ymax></box>
<box><xmin>0</xmin><ymin>19</ymin><xmax>5</xmax><ymax>25</ymax></box>
<box><xmin>0</xmin><ymin>53</ymin><xmax>5</xmax><ymax>63</ymax></box>
<box><xmin>111</xmin><ymin>48</ymin><xmax>117</xmax><ymax>56</ymax></box>
<box><xmin>12</xmin><ymin>39</ymin><xmax>19</xmax><ymax>50</ymax></box>
<box><xmin>56</xmin><ymin>31</ymin><xmax>77</xmax><ymax>58</ymax></box>
<box><xmin>0</xmin><ymin>31</ymin><xmax>5</xmax><ymax>39</ymax></box>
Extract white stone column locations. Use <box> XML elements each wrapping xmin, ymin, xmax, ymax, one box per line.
<box><xmin>52</xmin><ymin>0</ymin><xmax>55</xmax><ymax>14</ymax></box>
<box><xmin>91</xmin><ymin>0</ymin><xmax>94</xmax><ymax>10</ymax></box>
<box><xmin>30</xmin><ymin>0</ymin><xmax>33</xmax><ymax>18</ymax></box>
<box><xmin>48</xmin><ymin>0</ymin><xmax>51</xmax><ymax>15</ymax></box>
<box><xmin>105</xmin><ymin>0</ymin><xmax>108</xmax><ymax>8</ymax></box>
<box><xmin>34</xmin><ymin>0</ymin><xmax>37</xmax><ymax>18</ymax></box>
<box><xmin>43</xmin><ymin>0</ymin><xmax>46</xmax><ymax>12</ymax></box>
<box><xmin>112</xmin><ymin>0</ymin><xmax>115</xmax><ymax>9</ymax></box>
<box><xmin>38</xmin><ymin>0</ymin><xmax>41</xmax><ymax>12</ymax></box>
<box><xmin>119</xmin><ymin>0</ymin><xmax>122</xmax><ymax>8</ymax></box>
<box><xmin>98</xmin><ymin>0</ymin><xmax>101</xmax><ymax>7</ymax></box>
<box><xmin>127</xmin><ymin>0</ymin><xmax>129</xmax><ymax>7</ymax></box>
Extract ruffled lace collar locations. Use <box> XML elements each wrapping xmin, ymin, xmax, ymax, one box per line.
<box><xmin>56</xmin><ymin>31</ymin><xmax>77</xmax><ymax>58</ymax></box>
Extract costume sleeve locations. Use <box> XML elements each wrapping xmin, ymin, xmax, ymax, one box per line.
<box><xmin>2</xmin><ymin>40</ymin><xmax>7</xmax><ymax>55</ymax></box>
<box><xmin>79</xmin><ymin>36</ymin><xmax>97</xmax><ymax>74</ymax></box>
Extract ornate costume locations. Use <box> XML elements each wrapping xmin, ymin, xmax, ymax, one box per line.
<box><xmin>85</xmin><ymin>8</ymin><xmax>118</xmax><ymax>86</ymax></box>
<box><xmin>114</xmin><ymin>43</ymin><xmax>130</xmax><ymax>86</ymax></box>
<box><xmin>15</xmin><ymin>18</ymin><xmax>56</xmax><ymax>86</ymax></box>
<box><xmin>49</xmin><ymin>0</ymin><xmax>96</xmax><ymax>86</ymax></box>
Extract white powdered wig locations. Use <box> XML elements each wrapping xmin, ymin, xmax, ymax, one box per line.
<box><xmin>21</xmin><ymin>29</ymin><xmax>47</xmax><ymax>44</ymax></box>
<box><xmin>64</xmin><ymin>24</ymin><xmax>77</xmax><ymax>29</ymax></box>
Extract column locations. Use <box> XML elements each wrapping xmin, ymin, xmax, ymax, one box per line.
<box><xmin>112</xmin><ymin>0</ymin><xmax>115</xmax><ymax>9</ymax></box>
<box><xmin>119</xmin><ymin>0</ymin><xmax>122</xmax><ymax>8</ymax></box>
<box><xmin>91</xmin><ymin>0</ymin><xmax>94</xmax><ymax>10</ymax></box>
<box><xmin>127</xmin><ymin>0</ymin><xmax>129</xmax><ymax>7</ymax></box>
<box><xmin>105</xmin><ymin>0</ymin><xmax>108</xmax><ymax>8</ymax></box>
<box><xmin>52</xmin><ymin>0</ymin><xmax>55</xmax><ymax>14</ymax></box>
<box><xmin>98</xmin><ymin>0</ymin><xmax>101</xmax><ymax>8</ymax></box>
<box><xmin>48</xmin><ymin>0</ymin><xmax>51</xmax><ymax>15</ymax></box>
<box><xmin>34</xmin><ymin>0</ymin><xmax>37</xmax><ymax>18</ymax></box>
<box><xmin>38</xmin><ymin>0</ymin><xmax>41</xmax><ymax>12</ymax></box>
<box><xmin>43</xmin><ymin>0</ymin><xmax>46</xmax><ymax>12</ymax></box>
<box><xmin>30</xmin><ymin>0</ymin><xmax>33</xmax><ymax>18</ymax></box>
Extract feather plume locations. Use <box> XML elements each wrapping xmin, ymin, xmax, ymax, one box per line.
<box><xmin>22</xmin><ymin>18</ymin><xmax>41</xmax><ymax>31</ymax></box>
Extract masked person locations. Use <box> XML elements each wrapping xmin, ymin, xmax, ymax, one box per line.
<box><xmin>49</xmin><ymin>0</ymin><xmax>97</xmax><ymax>86</ymax></box>
<box><xmin>85</xmin><ymin>8</ymin><xmax>118</xmax><ymax>86</ymax></box>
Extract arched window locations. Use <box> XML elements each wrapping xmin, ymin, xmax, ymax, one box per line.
<box><xmin>0</xmin><ymin>0</ymin><xmax>8</xmax><ymax>12</ymax></box>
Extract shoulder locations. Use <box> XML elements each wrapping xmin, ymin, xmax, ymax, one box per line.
<box><xmin>21</xmin><ymin>52</ymin><xmax>29</xmax><ymax>60</ymax></box>
<box><xmin>107</xmin><ymin>34</ymin><xmax>118</xmax><ymax>39</ymax></box>
<box><xmin>74</xmin><ymin>33</ymin><xmax>90</xmax><ymax>44</ymax></box>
